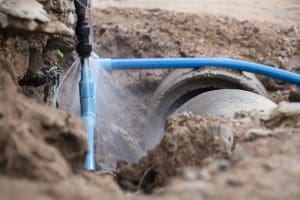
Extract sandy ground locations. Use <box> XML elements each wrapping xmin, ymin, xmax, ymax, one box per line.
<box><xmin>94</xmin><ymin>0</ymin><xmax>300</xmax><ymax>25</ymax></box>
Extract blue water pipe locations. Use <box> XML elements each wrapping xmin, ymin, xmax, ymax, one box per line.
<box><xmin>98</xmin><ymin>58</ymin><xmax>300</xmax><ymax>85</ymax></box>
<box><xmin>79</xmin><ymin>62</ymin><xmax>96</xmax><ymax>170</ymax></box>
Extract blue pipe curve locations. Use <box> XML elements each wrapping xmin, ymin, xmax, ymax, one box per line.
<box><xmin>98</xmin><ymin>58</ymin><xmax>300</xmax><ymax>85</ymax></box>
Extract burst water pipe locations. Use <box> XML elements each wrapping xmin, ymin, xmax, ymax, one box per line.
<box><xmin>79</xmin><ymin>60</ymin><xmax>96</xmax><ymax>170</ymax></box>
<box><xmin>74</xmin><ymin>0</ymin><xmax>95</xmax><ymax>170</ymax></box>
<box><xmin>98</xmin><ymin>58</ymin><xmax>300</xmax><ymax>85</ymax></box>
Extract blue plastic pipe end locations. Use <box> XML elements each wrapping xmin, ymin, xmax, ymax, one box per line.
<box><xmin>79</xmin><ymin>66</ymin><xmax>96</xmax><ymax>171</ymax></box>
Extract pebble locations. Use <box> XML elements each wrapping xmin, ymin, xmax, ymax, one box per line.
<box><xmin>226</xmin><ymin>175</ymin><xmax>247</xmax><ymax>187</ymax></box>
<box><xmin>217</xmin><ymin>160</ymin><xmax>231</xmax><ymax>171</ymax></box>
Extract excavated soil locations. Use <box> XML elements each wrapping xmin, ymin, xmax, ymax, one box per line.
<box><xmin>0</xmin><ymin>59</ymin><xmax>86</xmax><ymax>181</ymax></box>
<box><xmin>116</xmin><ymin>114</ymin><xmax>235</xmax><ymax>192</ymax></box>
<box><xmin>116</xmin><ymin>103</ymin><xmax>300</xmax><ymax>197</ymax></box>
<box><xmin>92</xmin><ymin>7</ymin><xmax>300</xmax><ymax>103</ymax></box>
<box><xmin>0</xmin><ymin>1</ymin><xmax>300</xmax><ymax>200</ymax></box>
<box><xmin>96</xmin><ymin>0</ymin><xmax>300</xmax><ymax>26</ymax></box>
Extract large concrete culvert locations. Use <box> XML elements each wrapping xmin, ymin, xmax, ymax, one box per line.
<box><xmin>142</xmin><ymin>68</ymin><xmax>276</xmax><ymax>150</ymax></box>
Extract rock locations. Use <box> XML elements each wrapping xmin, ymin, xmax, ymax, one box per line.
<box><xmin>216</xmin><ymin>160</ymin><xmax>231</xmax><ymax>171</ymax></box>
<box><xmin>225</xmin><ymin>175</ymin><xmax>247</xmax><ymax>187</ymax></box>
<box><xmin>266</xmin><ymin>102</ymin><xmax>300</xmax><ymax>128</ymax></box>
<box><xmin>0</xmin><ymin>0</ymin><xmax>73</xmax><ymax>36</ymax></box>
<box><xmin>0</xmin><ymin>0</ymin><xmax>49</xmax><ymax>22</ymax></box>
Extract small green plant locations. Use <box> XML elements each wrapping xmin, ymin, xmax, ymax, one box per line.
<box><xmin>55</xmin><ymin>49</ymin><xmax>64</xmax><ymax>58</ymax></box>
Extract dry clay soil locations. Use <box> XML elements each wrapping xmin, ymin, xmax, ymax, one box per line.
<box><xmin>1</xmin><ymin>1</ymin><xmax>300</xmax><ymax>200</ymax></box>
<box><xmin>96</xmin><ymin>0</ymin><xmax>300</xmax><ymax>25</ymax></box>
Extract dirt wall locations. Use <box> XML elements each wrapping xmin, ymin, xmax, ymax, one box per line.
<box><xmin>0</xmin><ymin>0</ymin><xmax>75</xmax><ymax>81</ymax></box>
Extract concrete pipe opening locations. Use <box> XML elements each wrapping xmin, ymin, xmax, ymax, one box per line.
<box><xmin>150</xmin><ymin>68</ymin><xmax>269</xmax><ymax>118</ymax></box>
<box><xmin>143</xmin><ymin>68</ymin><xmax>276</xmax><ymax>150</ymax></box>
